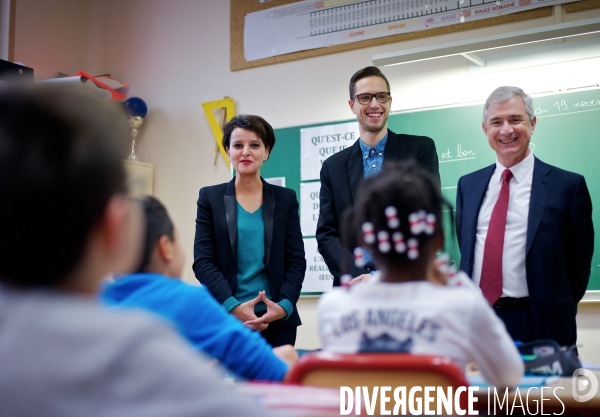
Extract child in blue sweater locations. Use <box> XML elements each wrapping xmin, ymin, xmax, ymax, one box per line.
<box><xmin>102</xmin><ymin>196</ymin><xmax>297</xmax><ymax>381</ymax></box>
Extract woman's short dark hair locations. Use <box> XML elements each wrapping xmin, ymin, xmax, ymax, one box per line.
<box><xmin>136</xmin><ymin>196</ymin><xmax>175</xmax><ymax>273</ymax></box>
<box><xmin>344</xmin><ymin>161</ymin><xmax>445</xmax><ymax>269</ymax></box>
<box><xmin>349</xmin><ymin>66</ymin><xmax>391</xmax><ymax>100</ymax></box>
<box><xmin>221</xmin><ymin>115</ymin><xmax>276</xmax><ymax>157</ymax></box>
<box><xmin>0</xmin><ymin>85</ymin><xmax>128</xmax><ymax>288</ymax></box>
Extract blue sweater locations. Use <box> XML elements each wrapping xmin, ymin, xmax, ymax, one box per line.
<box><xmin>100</xmin><ymin>273</ymin><xmax>288</xmax><ymax>381</ymax></box>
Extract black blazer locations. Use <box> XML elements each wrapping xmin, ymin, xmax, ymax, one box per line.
<box><xmin>193</xmin><ymin>178</ymin><xmax>305</xmax><ymax>327</ymax></box>
<box><xmin>456</xmin><ymin>157</ymin><xmax>594</xmax><ymax>346</ymax></box>
<box><xmin>316</xmin><ymin>129</ymin><xmax>439</xmax><ymax>284</ymax></box>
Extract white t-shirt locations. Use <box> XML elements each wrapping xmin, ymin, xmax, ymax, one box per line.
<box><xmin>0</xmin><ymin>285</ymin><xmax>271</xmax><ymax>417</ymax></box>
<box><xmin>318</xmin><ymin>273</ymin><xmax>524</xmax><ymax>388</ymax></box>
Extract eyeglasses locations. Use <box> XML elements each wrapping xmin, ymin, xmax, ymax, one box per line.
<box><xmin>354</xmin><ymin>92</ymin><xmax>391</xmax><ymax>105</ymax></box>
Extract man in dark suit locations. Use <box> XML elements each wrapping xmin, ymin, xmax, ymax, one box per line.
<box><xmin>456</xmin><ymin>86</ymin><xmax>594</xmax><ymax>346</ymax></box>
<box><xmin>316</xmin><ymin>66</ymin><xmax>439</xmax><ymax>285</ymax></box>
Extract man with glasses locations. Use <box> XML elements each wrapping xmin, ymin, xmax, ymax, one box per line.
<box><xmin>316</xmin><ymin>66</ymin><xmax>440</xmax><ymax>286</ymax></box>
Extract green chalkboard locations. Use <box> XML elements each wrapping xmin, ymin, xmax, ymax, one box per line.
<box><xmin>262</xmin><ymin>88</ymin><xmax>600</xmax><ymax>292</ymax></box>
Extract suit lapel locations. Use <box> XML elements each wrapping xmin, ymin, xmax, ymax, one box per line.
<box><xmin>526</xmin><ymin>158</ymin><xmax>552</xmax><ymax>254</ymax></box>
<box><xmin>383</xmin><ymin>129</ymin><xmax>399</xmax><ymax>161</ymax></box>
<box><xmin>224</xmin><ymin>179</ymin><xmax>237</xmax><ymax>258</ymax></box>
<box><xmin>347</xmin><ymin>139</ymin><xmax>363</xmax><ymax>202</ymax></box>
<box><xmin>465</xmin><ymin>165</ymin><xmax>496</xmax><ymax>270</ymax></box>
<box><xmin>471</xmin><ymin>165</ymin><xmax>495</xmax><ymax>211</ymax></box>
<box><xmin>262</xmin><ymin>179</ymin><xmax>275</xmax><ymax>266</ymax></box>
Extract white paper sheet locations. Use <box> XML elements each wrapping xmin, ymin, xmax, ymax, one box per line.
<box><xmin>300</xmin><ymin>121</ymin><xmax>359</xmax><ymax>181</ymax></box>
<box><xmin>302</xmin><ymin>238</ymin><xmax>334</xmax><ymax>292</ymax></box>
<box><xmin>244</xmin><ymin>0</ymin><xmax>579</xmax><ymax>61</ymax></box>
<box><xmin>300</xmin><ymin>181</ymin><xmax>321</xmax><ymax>237</ymax></box>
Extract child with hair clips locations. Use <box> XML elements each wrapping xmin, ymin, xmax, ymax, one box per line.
<box><xmin>317</xmin><ymin>161</ymin><xmax>524</xmax><ymax>388</ymax></box>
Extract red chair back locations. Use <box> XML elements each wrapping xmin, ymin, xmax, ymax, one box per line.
<box><xmin>286</xmin><ymin>352</ymin><xmax>471</xmax><ymax>414</ymax></box>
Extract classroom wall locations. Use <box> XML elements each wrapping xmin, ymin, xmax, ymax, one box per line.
<box><xmin>12</xmin><ymin>0</ymin><xmax>96</xmax><ymax>79</ymax></box>
<box><xmin>12</xmin><ymin>0</ymin><xmax>600</xmax><ymax>362</ymax></box>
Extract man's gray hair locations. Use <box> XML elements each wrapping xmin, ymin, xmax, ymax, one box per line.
<box><xmin>483</xmin><ymin>86</ymin><xmax>534</xmax><ymax>123</ymax></box>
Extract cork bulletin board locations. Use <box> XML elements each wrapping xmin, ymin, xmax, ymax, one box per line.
<box><xmin>231</xmin><ymin>0</ymin><xmax>555</xmax><ymax>71</ymax></box>
<box><xmin>565</xmin><ymin>0</ymin><xmax>600</xmax><ymax>11</ymax></box>
<box><xmin>230</xmin><ymin>0</ymin><xmax>600</xmax><ymax>71</ymax></box>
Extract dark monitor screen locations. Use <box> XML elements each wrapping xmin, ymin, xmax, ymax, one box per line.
<box><xmin>0</xmin><ymin>59</ymin><xmax>34</xmax><ymax>85</ymax></box>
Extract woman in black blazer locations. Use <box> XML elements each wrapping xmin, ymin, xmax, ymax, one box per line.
<box><xmin>193</xmin><ymin>115</ymin><xmax>305</xmax><ymax>347</ymax></box>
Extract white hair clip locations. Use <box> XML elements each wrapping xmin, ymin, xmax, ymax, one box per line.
<box><xmin>340</xmin><ymin>274</ymin><xmax>352</xmax><ymax>288</ymax></box>
<box><xmin>409</xmin><ymin>210</ymin><xmax>431</xmax><ymax>235</ymax></box>
<box><xmin>408</xmin><ymin>212</ymin><xmax>422</xmax><ymax>235</ymax></box>
<box><xmin>424</xmin><ymin>213</ymin><xmax>436</xmax><ymax>235</ymax></box>
<box><xmin>392</xmin><ymin>232</ymin><xmax>406</xmax><ymax>253</ymax></box>
<box><xmin>449</xmin><ymin>264</ymin><xmax>458</xmax><ymax>278</ymax></box>
<box><xmin>353</xmin><ymin>247</ymin><xmax>365</xmax><ymax>268</ymax></box>
<box><xmin>362</xmin><ymin>222</ymin><xmax>376</xmax><ymax>245</ymax></box>
<box><xmin>377</xmin><ymin>230</ymin><xmax>391</xmax><ymax>253</ymax></box>
<box><xmin>385</xmin><ymin>206</ymin><xmax>400</xmax><ymax>229</ymax></box>
<box><xmin>407</xmin><ymin>238</ymin><xmax>419</xmax><ymax>260</ymax></box>
<box><xmin>438</xmin><ymin>252</ymin><xmax>450</xmax><ymax>274</ymax></box>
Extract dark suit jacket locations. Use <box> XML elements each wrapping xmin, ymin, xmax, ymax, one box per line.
<box><xmin>316</xmin><ymin>129</ymin><xmax>439</xmax><ymax>285</ymax></box>
<box><xmin>193</xmin><ymin>178</ymin><xmax>306</xmax><ymax>327</ymax></box>
<box><xmin>456</xmin><ymin>157</ymin><xmax>594</xmax><ymax>346</ymax></box>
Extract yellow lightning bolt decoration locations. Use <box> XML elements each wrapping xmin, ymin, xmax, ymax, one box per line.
<box><xmin>202</xmin><ymin>97</ymin><xmax>236</xmax><ymax>170</ymax></box>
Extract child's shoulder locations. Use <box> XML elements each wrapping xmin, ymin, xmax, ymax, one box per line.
<box><xmin>319</xmin><ymin>272</ymin><xmax>488</xmax><ymax>311</ymax></box>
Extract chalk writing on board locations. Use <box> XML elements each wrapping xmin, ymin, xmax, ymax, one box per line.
<box><xmin>574</xmin><ymin>99</ymin><xmax>600</xmax><ymax>109</ymax></box>
<box><xmin>440</xmin><ymin>143</ymin><xmax>476</xmax><ymax>163</ymax></box>
<box><xmin>534</xmin><ymin>103</ymin><xmax>548</xmax><ymax>116</ymax></box>
<box><xmin>554</xmin><ymin>100</ymin><xmax>568</xmax><ymax>112</ymax></box>
<box><xmin>535</xmin><ymin>94</ymin><xmax>600</xmax><ymax>118</ymax></box>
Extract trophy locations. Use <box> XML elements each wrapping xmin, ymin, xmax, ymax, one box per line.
<box><xmin>124</xmin><ymin>97</ymin><xmax>148</xmax><ymax>161</ymax></box>
<box><xmin>128</xmin><ymin>115</ymin><xmax>144</xmax><ymax>161</ymax></box>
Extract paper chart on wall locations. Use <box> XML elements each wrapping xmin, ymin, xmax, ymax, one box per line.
<box><xmin>302</xmin><ymin>238</ymin><xmax>334</xmax><ymax>292</ymax></box>
<box><xmin>300</xmin><ymin>181</ymin><xmax>322</xmax><ymax>237</ymax></box>
<box><xmin>244</xmin><ymin>0</ymin><xmax>579</xmax><ymax>61</ymax></box>
<box><xmin>300</xmin><ymin>121</ymin><xmax>359</xmax><ymax>181</ymax></box>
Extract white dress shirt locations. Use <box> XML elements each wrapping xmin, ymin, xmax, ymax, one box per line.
<box><xmin>472</xmin><ymin>152</ymin><xmax>534</xmax><ymax>298</ymax></box>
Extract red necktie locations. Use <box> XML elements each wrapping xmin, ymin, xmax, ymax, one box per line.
<box><xmin>480</xmin><ymin>169</ymin><xmax>513</xmax><ymax>305</ymax></box>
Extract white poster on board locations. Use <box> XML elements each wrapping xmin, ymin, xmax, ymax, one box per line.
<box><xmin>300</xmin><ymin>121</ymin><xmax>359</xmax><ymax>181</ymax></box>
<box><xmin>300</xmin><ymin>181</ymin><xmax>321</xmax><ymax>237</ymax></box>
<box><xmin>243</xmin><ymin>0</ymin><xmax>578</xmax><ymax>61</ymax></box>
<box><xmin>302</xmin><ymin>238</ymin><xmax>334</xmax><ymax>293</ymax></box>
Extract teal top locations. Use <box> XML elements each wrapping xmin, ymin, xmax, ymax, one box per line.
<box><xmin>222</xmin><ymin>202</ymin><xmax>292</xmax><ymax>319</ymax></box>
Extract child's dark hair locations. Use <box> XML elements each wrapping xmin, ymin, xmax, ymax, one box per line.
<box><xmin>136</xmin><ymin>196</ymin><xmax>175</xmax><ymax>273</ymax></box>
<box><xmin>0</xmin><ymin>85</ymin><xmax>128</xmax><ymax>288</ymax></box>
<box><xmin>344</xmin><ymin>161</ymin><xmax>445</xmax><ymax>270</ymax></box>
